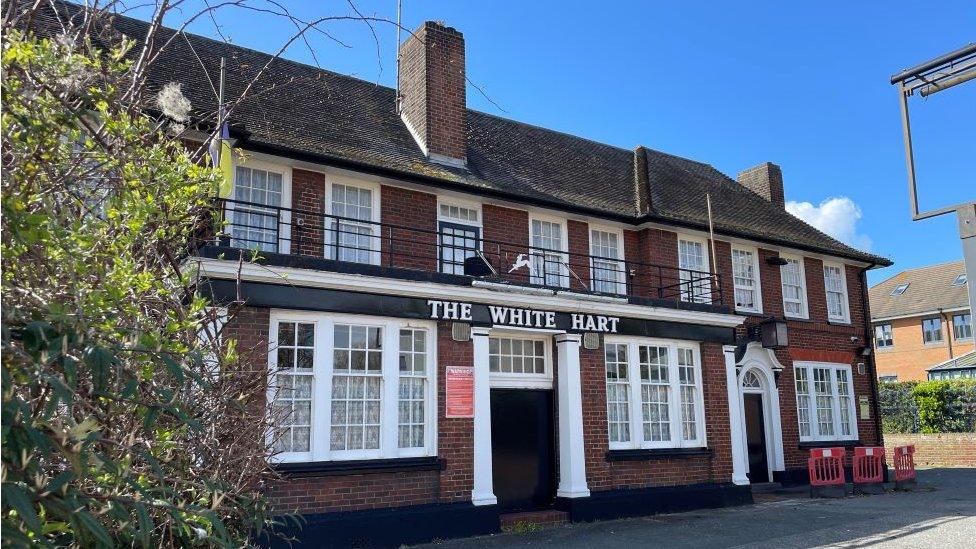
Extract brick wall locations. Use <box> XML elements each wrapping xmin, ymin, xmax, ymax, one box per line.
<box><xmin>580</xmin><ymin>339</ymin><xmax>733</xmax><ymax>491</ymax></box>
<box><xmin>874</xmin><ymin>313</ymin><xmax>973</xmax><ymax>381</ymax></box>
<box><xmin>884</xmin><ymin>433</ymin><xmax>976</xmax><ymax>468</ymax></box>
<box><xmin>567</xmin><ymin>220</ymin><xmax>591</xmax><ymax>292</ymax></box>
<box><xmin>436</xmin><ymin>322</ymin><xmax>475</xmax><ymax>500</ymax></box>
<box><xmin>482</xmin><ymin>204</ymin><xmax>529</xmax><ymax>283</ymax></box>
<box><xmin>380</xmin><ymin>185</ymin><xmax>437</xmax><ymax>271</ymax></box>
<box><xmin>291</xmin><ymin>169</ymin><xmax>325</xmax><ymax>257</ymax></box>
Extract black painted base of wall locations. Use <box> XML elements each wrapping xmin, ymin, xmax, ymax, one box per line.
<box><xmin>774</xmin><ymin>464</ymin><xmax>891</xmax><ymax>487</ymax></box>
<box><xmin>259</xmin><ymin>502</ymin><xmax>500</xmax><ymax>548</ymax></box>
<box><xmin>556</xmin><ymin>482</ymin><xmax>753</xmax><ymax>523</ymax></box>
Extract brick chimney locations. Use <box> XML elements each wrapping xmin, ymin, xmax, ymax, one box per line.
<box><xmin>737</xmin><ymin>162</ymin><xmax>785</xmax><ymax>208</ymax></box>
<box><xmin>398</xmin><ymin>21</ymin><xmax>466</xmax><ymax>166</ymax></box>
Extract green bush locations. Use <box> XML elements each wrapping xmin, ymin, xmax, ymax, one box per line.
<box><xmin>913</xmin><ymin>380</ymin><xmax>976</xmax><ymax>433</ymax></box>
<box><xmin>879</xmin><ymin>381</ymin><xmax>919</xmax><ymax>433</ymax></box>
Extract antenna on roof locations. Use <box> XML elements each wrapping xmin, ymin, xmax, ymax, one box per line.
<box><xmin>394</xmin><ymin>0</ymin><xmax>402</xmax><ymax>114</ymax></box>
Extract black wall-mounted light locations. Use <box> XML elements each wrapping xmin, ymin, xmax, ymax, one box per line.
<box><xmin>759</xmin><ymin>318</ymin><xmax>789</xmax><ymax>349</ymax></box>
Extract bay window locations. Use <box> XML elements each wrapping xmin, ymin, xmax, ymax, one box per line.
<box><xmin>268</xmin><ymin>312</ymin><xmax>436</xmax><ymax>462</ymax></box>
<box><xmin>822</xmin><ymin>263</ymin><xmax>850</xmax><ymax>323</ymax></box>
<box><xmin>793</xmin><ymin>362</ymin><xmax>857</xmax><ymax>441</ymax></box>
<box><xmin>604</xmin><ymin>338</ymin><xmax>705</xmax><ymax>449</ymax></box>
<box><xmin>731</xmin><ymin>246</ymin><xmax>762</xmax><ymax>313</ymax></box>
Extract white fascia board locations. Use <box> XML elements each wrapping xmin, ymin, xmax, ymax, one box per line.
<box><xmin>193</xmin><ymin>257</ymin><xmax>745</xmax><ymax>328</ymax></box>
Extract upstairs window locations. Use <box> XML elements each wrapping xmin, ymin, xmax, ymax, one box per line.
<box><xmin>328</xmin><ymin>182</ymin><xmax>377</xmax><ymax>264</ymax></box>
<box><xmin>590</xmin><ymin>228</ymin><xmax>625</xmax><ymax>295</ymax></box>
<box><xmin>231</xmin><ymin>166</ymin><xmax>285</xmax><ymax>252</ymax></box>
<box><xmin>874</xmin><ymin>324</ymin><xmax>893</xmax><ymax>348</ymax></box>
<box><xmin>731</xmin><ymin>246</ymin><xmax>762</xmax><ymax>313</ymax></box>
<box><xmin>922</xmin><ymin>317</ymin><xmax>943</xmax><ymax>344</ymax></box>
<box><xmin>952</xmin><ymin>274</ymin><xmax>967</xmax><ymax>286</ymax></box>
<box><xmin>530</xmin><ymin>217</ymin><xmax>568</xmax><ymax>287</ymax></box>
<box><xmin>953</xmin><ymin>313</ymin><xmax>973</xmax><ymax>341</ymax></box>
<box><xmin>823</xmin><ymin>263</ymin><xmax>850</xmax><ymax>323</ymax></box>
<box><xmin>890</xmin><ymin>283</ymin><xmax>909</xmax><ymax>296</ymax></box>
<box><xmin>678</xmin><ymin>237</ymin><xmax>710</xmax><ymax>303</ymax></box>
<box><xmin>438</xmin><ymin>200</ymin><xmax>481</xmax><ymax>275</ymax></box>
<box><xmin>781</xmin><ymin>255</ymin><xmax>808</xmax><ymax>319</ymax></box>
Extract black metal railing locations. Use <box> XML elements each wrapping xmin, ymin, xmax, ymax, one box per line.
<box><xmin>203</xmin><ymin>199</ymin><xmax>725</xmax><ymax>307</ymax></box>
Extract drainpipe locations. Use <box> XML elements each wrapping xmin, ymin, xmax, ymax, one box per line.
<box><xmin>860</xmin><ymin>264</ymin><xmax>885</xmax><ymax>447</ymax></box>
<box><xmin>939</xmin><ymin>308</ymin><xmax>954</xmax><ymax>359</ymax></box>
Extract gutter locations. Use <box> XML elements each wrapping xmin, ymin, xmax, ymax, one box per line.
<box><xmin>860</xmin><ymin>263</ymin><xmax>885</xmax><ymax>448</ymax></box>
<box><xmin>238</xmin><ymin>139</ymin><xmax>892</xmax><ymax>269</ymax></box>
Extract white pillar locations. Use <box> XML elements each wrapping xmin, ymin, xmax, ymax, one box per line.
<box><xmin>555</xmin><ymin>333</ymin><xmax>590</xmax><ymax>498</ymax></box>
<box><xmin>470</xmin><ymin>327</ymin><xmax>497</xmax><ymax>506</ymax></box>
<box><xmin>724</xmin><ymin>345</ymin><xmax>750</xmax><ymax>485</ymax></box>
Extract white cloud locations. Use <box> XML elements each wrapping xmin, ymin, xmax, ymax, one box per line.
<box><xmin>786</xmin><ymin>197</ymin><xmax>873</xmax><ymax>251</ymax></box>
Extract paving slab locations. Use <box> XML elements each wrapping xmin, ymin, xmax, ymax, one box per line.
<box><xmin>412</xmin><ymin>468</ymin><xmax>976</xmax><ymax>549</ymax></box>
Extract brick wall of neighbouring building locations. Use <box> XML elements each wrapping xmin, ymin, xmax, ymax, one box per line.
<box><xmin>884</xmin><ymin>433</ymin><xmax>976</xmax><ymax>468</ymax></box>
<box><xmin>874</xmin><ymin>314</ymin><xmax>974</xmax><ymax>382</ymax></box>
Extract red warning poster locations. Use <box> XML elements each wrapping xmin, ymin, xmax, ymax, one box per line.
<box><xmin>445</xmin><ymin>366</ymin><xmax>474</xmax><ymax>418</ymax></box>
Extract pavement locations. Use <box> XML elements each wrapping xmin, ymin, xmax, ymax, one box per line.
<box><xmin>414</xmin><ymin>468</ymin><xmax>976</xmax><ymax>548</ymax></box>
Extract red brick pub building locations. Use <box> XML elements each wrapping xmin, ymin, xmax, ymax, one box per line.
<box><xmin>95</xmin><ymin>11</ymin><xmax>892</xmax><ymax>547</ymax></box>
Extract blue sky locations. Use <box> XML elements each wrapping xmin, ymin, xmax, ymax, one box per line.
<box><xmin>158</xmin><ymin>1</ymin><xmax>975</xmax><ymax>284</ymax></box>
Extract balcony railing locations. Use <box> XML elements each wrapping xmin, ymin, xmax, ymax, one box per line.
<box><xmin>200</xmin><ymin>199</ymin><xmax>725</xmax><ymax>308</ymax></box>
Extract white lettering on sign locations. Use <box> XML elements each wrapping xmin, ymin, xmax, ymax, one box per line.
<box><xmin>428</xmin><ymin>299</ymin><xmax>473</xmax><ymax>321</ymax></box>
<box><xmin>427</xmin><ymin>300</ymin><xmax>619</xmax><ymax>333</ymax></box>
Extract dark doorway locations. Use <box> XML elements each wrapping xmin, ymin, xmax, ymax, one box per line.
<box><xmin>744</xmin><ymin>393</ymin><xmax>770</xmax><ymax>483</ymax></box>
<box><xmin>490</xmin><ymin>389</ymin><xmax>555</xmax><ymax>510</ymax></box>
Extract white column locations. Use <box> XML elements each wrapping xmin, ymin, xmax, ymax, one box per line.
<box><xmin>555</xmin><ymin>333</ymin><xmax>590</xmax><ymax>498</ymax></box>
<box><xmin>470</xmin><ymin>327</ymin><xmax>497</xmax><ymax>506</ymax></box>
<box><xmin>724</xmin><ymin>345</ymin><xmax>750</xmax><ymax>485</ymax></box>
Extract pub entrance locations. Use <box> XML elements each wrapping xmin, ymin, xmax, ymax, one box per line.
<box><xmin>486</xmin><ymin>333</ymin><xmax>556</xmax><ymax>510</ymax></box>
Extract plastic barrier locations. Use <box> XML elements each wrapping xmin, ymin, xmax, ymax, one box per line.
<box><xmin>894</xmin><ymin>445</ymin><xmax>916</xmax><ymax>486</ymax></box>
<box><xmin>808</xmin><ymin>447</ymin><xmax>846</xmax><ymax>486</ymax></box>
<box><xmin>853</xmin><ymin>446</ymin><xmax>885</xmax><ymax>484</ymax></box>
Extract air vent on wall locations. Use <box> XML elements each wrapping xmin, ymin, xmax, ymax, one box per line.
<box><xmin>451</xmin><ymin>322</ymin><xmax>471</xmax><ymax>342</ymax></box>
<box><xmin>582</xmin><ymin>333</ymin><xmax>600</xmax><ymax>350</ymax></box>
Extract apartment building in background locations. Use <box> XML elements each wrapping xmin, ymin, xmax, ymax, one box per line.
<box><xmin>870</xmin><ymin>261</ymin><xmax>974</xmax><ymax>381</ymax></box>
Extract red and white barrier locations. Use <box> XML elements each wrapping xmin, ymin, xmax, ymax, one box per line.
<box><xmin>853</xmin><ymin>446</ymin><xmax>886</xmax><ymax>493</ymax></box>
<box><xmin>808</xmin><ymin>447</ymin><xmax>846</xmax><ymax>497</ymax></box>
<box><xmin>893</xmin><ymin>444</ymin><xmax>917</xmax><ymax>488</ymax></box>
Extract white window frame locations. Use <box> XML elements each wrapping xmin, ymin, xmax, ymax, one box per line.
<box><xmin>730</xmin><ymin>244</ymin><xmax>763</xmax><ymax>314</ymax></box>
<box><xmin>780</xmin><ymin>253</ymin><xmax>809</xmax><ymax>319</ymax></box>
<box><xmin>793</xmin><ymin>361</ymin><xmax>858</xmax><ymax>442</ymax></box>
<box><xmin>874</xmin><ymin>323</ymin><xmax>894</xmax><ymax>348</ymax></box>
<box><xmin>822</xmin><ymin>261</ymin><xmax>851</xmax><ymax>324</ymax></box>
<box><xmin>266</xmin><ymin>311</ymin><xmax>437</xmax><ymax>463</ymax></box>
<box><xmin>952</xmin><ymin>313</ymin><xmax>973</xmax><ymax>341</ymax></box>
<box><xmin>603</xmin><ymin>336</ymin><xmax>707</xmax><ymax>450</ymax></box>
<box><xmin>324</xmin><ymin>175</ymin><xmax>381</xmax><ymax>266</ymax></box>
<box><xmin>528</xmin><ymin>213</ymin><xmax>570</xmax><ymax>288</ymax></box>
<box><xmin>487</xmin><ymin>332</ymin><xmax>553</xmax><ymax>389</ymax></box>
<box><xmin>677</xmin><ymin>234</ymin><xmax>711</xmax><ymax>303</ymax></box>
<box><xmin>436</xmin><ymin>196</ymin><xmax>483</xmax><ymax>275</ymax></box>
<box><xmin>589</xmin><ymin>225</ymin><xmax>627</xmax><ymax>295</ymax></box>
<box><xmin>227</xmin><ymin>158</ymin><xmax>293</xmax><ymax>254</ymax></box>
<box><xmin>922</xmin><ymin>317</ymin><xmax>943</xmax><ymax>344</ymax></box>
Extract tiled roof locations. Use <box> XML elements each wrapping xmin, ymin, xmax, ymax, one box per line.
<box><xmin>34</xmin><ymin>2</ymin><xmax>889</xmax><ymax>265</ymax></box>
<box><xmin>869</xmin><ymin>261</ymin><xmax>970</xmax><ymax>320</ymax></box>
<box><xmin>928</xmin><ymin>350</ymin><xmax>976</xmax><ymax>372</ymax></box>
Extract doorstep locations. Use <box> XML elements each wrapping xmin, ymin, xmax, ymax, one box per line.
<box><xmin>500</xmin><ymin>509</ymin><xmax>569</xmax><ymax>531</ymax></box>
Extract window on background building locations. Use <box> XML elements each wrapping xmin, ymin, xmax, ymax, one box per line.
<box><xmin>604</xmin><ymin>340</ymin><xmax>705</xmax><ymax>450</ymax></box>
<box><xmin>793</xmin><ymin>362</ymin><xmax>858</xmax><ymax>442</ymax></box>
<box><xmin>590</xmin><ymin>228</ymin><xmax>625</xmax><ymax>295</ymax></box>
<box><xmin>530</xmin><ymin>218</ymin><xmax>568</xmax><ymax>287</ymax></box>
<box><xmin>731</xmin><ymin>247</ymin><xmax>761</xmax><ymax>313</ymax></box>
<box><xmin>953</xmin><ymin>313</ymin><xmax>973</xmax><ymax>341</ymax></box>
<box><xmin>438</xmin><ymin>202</ymin><xmax>481</xmax><ymax>275</ymax></box>
<box><xmin>329</xmin><ymin>183</ymin><xmax>375</xmax><ymax>264</ymax></box>
<box><xmin>780</xmin><ymin>255</ymin><xmax>808</xmax><ymax>319</ymax></box>
<box><xmin>879</xmin><ymin>374</ymin><xmax>898</xmax><ymax>383</ymax></box>
<box><xmin>922</xmin><ymin>317</ymin><xmax>943</xmax><ymax>343</ymax></box>
<box><xmin>231</xmin><ymin>166</ymin><xmax>283</xmax><ymax>252</ymax></box>
<box><xmin>268</xmin><ymin>314</ymin><xmax>435</xmax><ymax>462</ymax></box>
<box><xmin>874</xmin><ymin>324</ymin><xmax>893</xmax><ymax>348</ymax></box>
<box><xmin>823</xmin><ymin>264</ymin><xmax>850</xmax><ymax>323</ymax></box>
<box><xmin>952</xmin><ymin>273</ymin><xmax>967</xmax><ymax>286</ymax></box>
<box><xmin>678</xmin><ymin>237</ymin><xmax>710</xmax><ymax>303</ymax></box>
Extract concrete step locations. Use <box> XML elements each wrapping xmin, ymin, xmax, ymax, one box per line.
<box><xmin>750</xmin><ymin>482</ymin><xmax>784</xmax><ymax>494</ymax></box>
<box><xmin>500</xmin><ymin>509</ymin><xmax>569</xmax><ymax>531</ymax></box>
